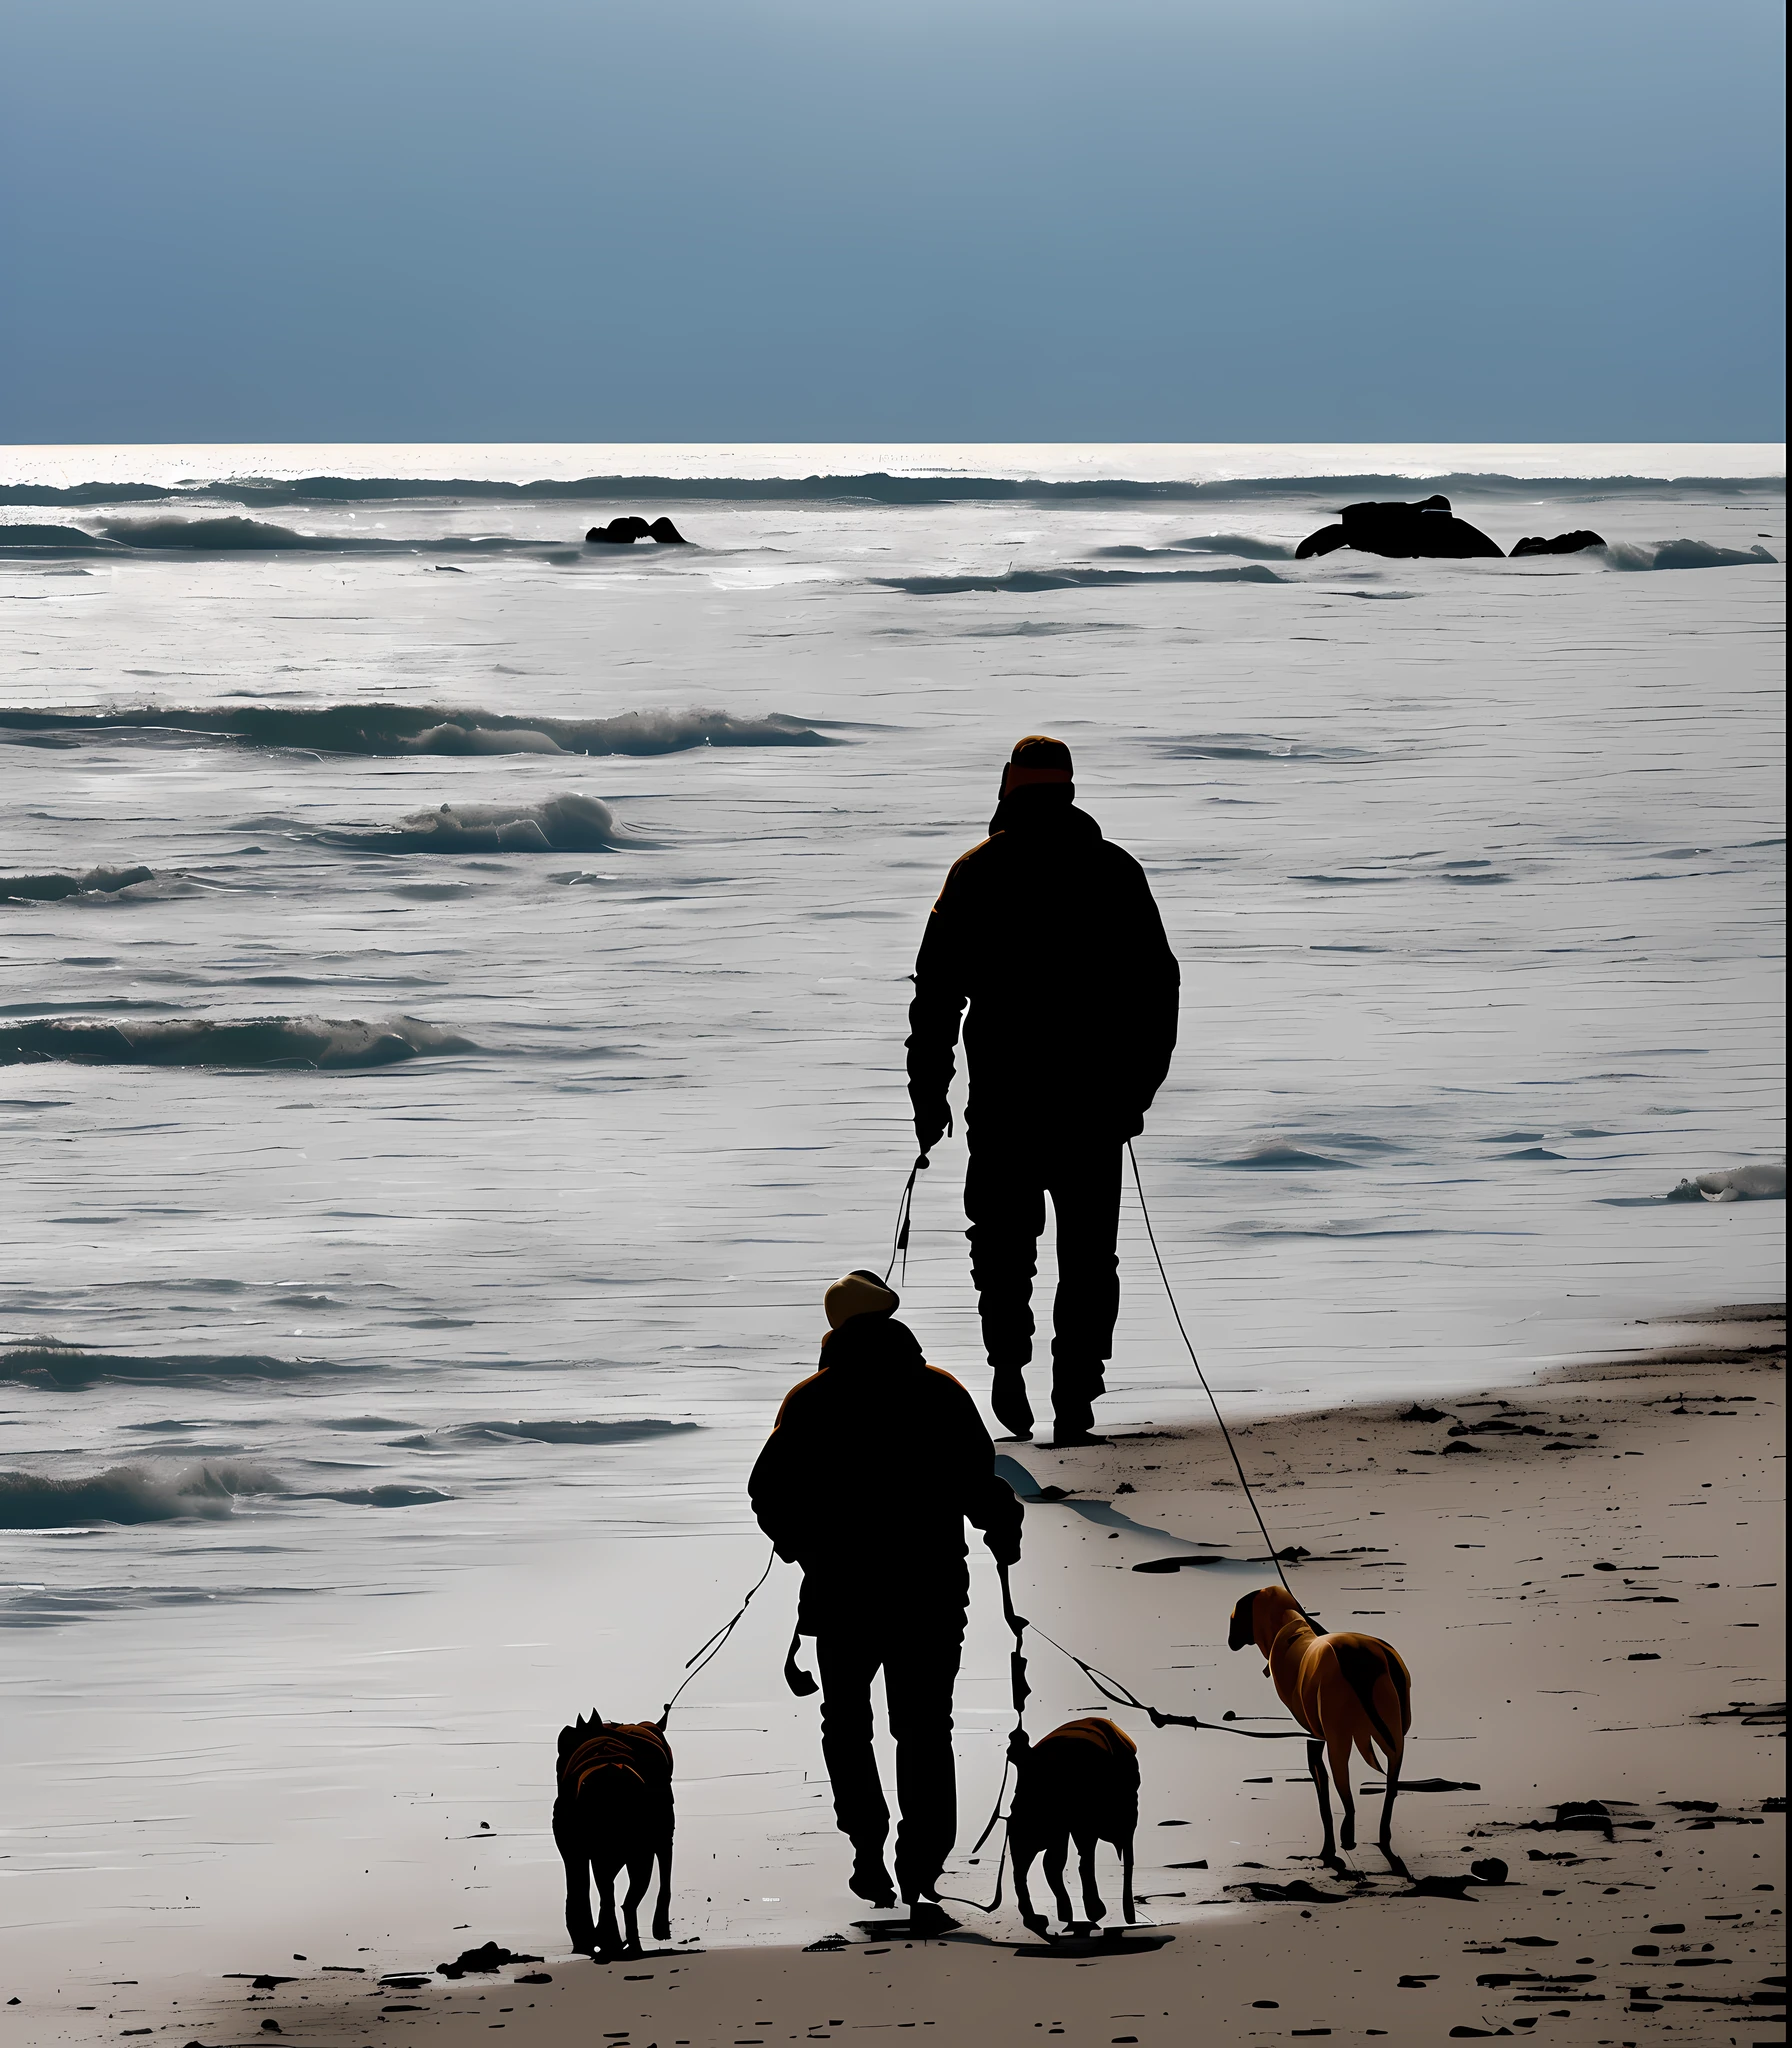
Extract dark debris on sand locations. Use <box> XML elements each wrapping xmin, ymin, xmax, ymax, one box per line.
<box><xmin>437</xmin><ymin>1941</ymin><xmax>543</xmax><ymax>1979</ymax></box>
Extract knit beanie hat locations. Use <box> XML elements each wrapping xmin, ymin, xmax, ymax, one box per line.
<box><xmin>823</xmin><ymin>1268</ymin><xmax>900</xmax><ymax>1330</ymax></box>
<box><xmin>999</xmin><ymin>733</ymin><xmax>1075</xmax><ymax>801</ymax></box>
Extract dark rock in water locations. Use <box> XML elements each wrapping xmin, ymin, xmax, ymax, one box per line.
<box><xmin>588</xmin><ymin>515</ymin><xmax>687</xmax><ymax>545</ymax></box>
<box><xmin>1511</xmin><ymin>530</ymin><xmax>1605</xmax><ymax>556</ymax></box>
<box><xmin>437</xmin><ymin>1941</ymin><xmax>543</xmax><ymax>1979</ymax></box>
<box><xmin>1296</xmin><ymin>495</ymin><xmax>1503</xmax><ymax>561</ymax></box>
<box><xmin>1470</xmin><ymin>1857</ymin><xmax>1510</xmax><ymax>1885</ymax></box>
<box><xmin>585</xmin><ymin>516</ymin><xmax>652</xmax><ymax>544</ymax></box>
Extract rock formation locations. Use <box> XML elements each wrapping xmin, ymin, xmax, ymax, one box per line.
<box><xmin>1511</xmin><ymin>530</ymin><xmax>1606</xmax><ymax>556</ymax></box>
<box><xmin>1295</xmin><ymin>495</ymin><xmax>1503</xmax><ymax>561</ymax></box>
<box><xmin>585</xmin><ymin>516</ymin><xmax>689</xmax><ymax>545</ymax></box>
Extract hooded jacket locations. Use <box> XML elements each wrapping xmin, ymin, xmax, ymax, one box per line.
<box><xmin>906</xmin><ymin>788</ymin><xmax>1180</xmax><ymax>1140</ymax></box>
<box><xmin>748</xmin><ymin>1313</ymin><xmax>1022</xmax><ymax>1633</ymax></box>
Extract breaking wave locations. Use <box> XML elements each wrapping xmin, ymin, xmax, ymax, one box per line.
<box><xmin>0</xmin><ymin>523</ymin><xmax>128</xmax><ymax>552</ymax></box>
<box><xmin>1213</xmin><ymin>1142</ymin><xmax>1360</xmax><ymax>1170</ymax></box>
<box><xmin>1665</xmin><ymin>1162</ymin><xmax>1786</xmax><ymax>1202</ymax></box>
<box><xmin>1</xmin><ymin>865</ymin><xmax>153</xmax><ymax>902</ymax></box>
<box><xmin>1161</xmin><ymin>734</ymin><xmax>1374</xmax><ymax>763</ymax></box>
<box><xmin>0</xmin><ymin>1014</ymin><xmax>476</xmax><ymax>1069</ymax></box>
<box><xmin>0</xmin><ymin>1342</ymin><xmax>344</xmax><ymax>1387</ymax></box>
<box><xmin>2</xmin><ymin>472</ymin><xmax>1781</xmax><ymax>509</ymax></box>
<box><xmin>327</xmin><ymin>793</ymin><xmax>628</xmax><ymax>855</ymax></box>
<box><xmin>306</xmin><ymin>1484</ymin><xmax>451</xmax><ymax>1508</ymax></box>
<box><xmin>1604</xmin><ymin>538</ymin><xmax>1779</xmax><ymax>571</ymax></box>
<box><xmin>451</xmin><ymin>1418</ymin><xmax>699</xmax><ymax>1445</ymax></box>
<box><xmin>0</xmin><ymin>1460</ymin><xmax>284</xmax><ymax>1529</ymax></box>
<box><xmin>92</xmin><ymin>515</ymin><xmax>574</xmax><ymax>554</ymax></box>
<box><xmin>0</xmin><ymin>704</ymin><xmax>834</xmax><ymax>757</ymax></box>
<box><xmin>1095</xmin><ymin>534</ymin><xmax>1296</xmax><ymax>561</ymax></box>
<box><xmin>880</xmin><ymin>565</ymin><xmax>1284</xmax><ymax>595</ymax></box>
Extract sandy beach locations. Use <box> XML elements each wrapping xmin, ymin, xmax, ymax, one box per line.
<box><xmin>12</xmin><ymin>1304</ymin><xmax>1780</xmax><ymax>2048</ymax></box>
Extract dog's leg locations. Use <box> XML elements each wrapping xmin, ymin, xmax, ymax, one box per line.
<box><xmin>592</xmin><ymin>1855</ymin><xmax>623</xmax><ymax>1960</ymax></box>
<box><xmin>1327</xmin><ymin>1734</ymin><xmax>1357</xmax><ymax>1855</ymax></box>
<box><xmin>1011</xmin><ymin>1830</ymin><xmax>1047</xmax><ymax>1938</ymax></box>
<box><xmin>1377</xmin><ymin>1742</ymin><xmax>1407</xmax><ymax>1877</ymax></box>
<box><xmin>557</xmin><ymin>1826</ymin><xmax>596</xmax><ymax>1956</ymax></box>
<box><xmin>620</xmin><ymin>1850</ymin><xmax>652</xmax><ymax>1957</ymax></box>
<box><xmin>1042</xmin><ymin>1832</ymin><xmax>1075</xmax><ymax>1929</ymax></box>
<box><xmin>1120</xmin><ymin>1831</ymin><xmax>1136</xmax><ymax>1925</ymax></box>
<box><xmin>1075</xmin><ymin>1826</ymin><xmax>1106</xmax><ymax>1928</ymax></box>
<box><xmin>652</xmin><ymin>1831</ymin><xmax>673</xmax><ymax>1945</ymax></box>
<box><xmin>1307</xmin><ymin>1738</ymin><xmax>1340</xmax><ymax>1868</ymax></box>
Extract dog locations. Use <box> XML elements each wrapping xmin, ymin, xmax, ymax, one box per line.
<box><xmin>552</xmin><ymin>1711</ymin><xmax>675</xmax><ymax>1959</ymax></box>
<box><xmin>1006</xmin><ymin>1716</ymin><xmax>1139</xmax><ymax>1937</ymax></box>
<box><xmin>1228</xmin><ymin>1585</ymin><xmax>1411</xmax><ymax>1871</ymax></box>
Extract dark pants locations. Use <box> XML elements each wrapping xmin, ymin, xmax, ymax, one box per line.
<box><xmin>815</xmin><ymin>1612</ymin><xmax>965</xmax><ymax>1898</ymax></box>
<box><xmin>964</xmin><ymin>1135</ymin><xmax>1123</xmax><ymax>1407</ymax></box>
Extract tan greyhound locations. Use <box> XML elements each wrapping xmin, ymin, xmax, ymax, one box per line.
<box><xmin>1228</xmin><ymin>1585</ymin><xmax>1411</xmax><ymax>1871</ymax></box>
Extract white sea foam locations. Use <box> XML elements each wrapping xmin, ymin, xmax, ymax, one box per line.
<box><xmin>334</xmin><ymin>793</ymin><xmax>626</xmax><ymax>853</ymax></box>
<box><xmin>1666</xmin><ymin>1162</ymin><xmax>1786</xmax><ymax>1202</ymax></box>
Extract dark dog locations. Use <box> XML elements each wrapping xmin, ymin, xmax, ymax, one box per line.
<box><xmin>1228</xmin><ymin>1585</ymin><xmax>1412</xmax><ymax>1871</ymax></box>
<box><xmin>1007</xmin><ymin>1716</ymin><xmax>1139</xmax><ymax>1936</ymax></box>
<box><xmin>552</xmin><ymin>1711</ymin><xmax>675</xmax><ymax>1959</ymax></box>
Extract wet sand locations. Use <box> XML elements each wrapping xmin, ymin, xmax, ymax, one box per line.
<box><xmin>14</xmin><ymin>1306</ymin><xmax>1781</xmax><ymax>2048</ymax></box>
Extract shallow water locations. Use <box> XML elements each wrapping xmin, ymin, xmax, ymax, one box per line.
<box><xmin>1</xmin><ymin>444</ymin><xmax>1783</xmax><ymax>1979</ymax></box>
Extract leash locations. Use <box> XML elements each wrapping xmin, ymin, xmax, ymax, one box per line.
<box><xmin>1126</xmin><ymin>1140</ymin><xmax>1308</xmax><ymax>1613</ymax></box>
<box><xmin>883</xmin><ymin>1150</ymin><xmax>931</xmax><ymax>1286</ymax></box>
<box><xmin>659</xmin><ymin>1543</ymin><xmax>779</xmax><ymax>1724</ymax></box>
<box><xmin>1023</xmin><ymin>1619</ymin><xmax>1310</xmax><ymax>1741</ymax></box>
<box><xmin>932</xmin><ymin>1559</ymin><xmax>1030</xmax><ymax>1917</ymax></box>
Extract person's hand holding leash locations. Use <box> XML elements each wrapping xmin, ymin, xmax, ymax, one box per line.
<box><xmin>913</xmin><ymin>1098</ymin><xmax>952</xmax><ymax>1158</ymax></box>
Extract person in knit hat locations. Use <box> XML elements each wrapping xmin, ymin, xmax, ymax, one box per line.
<box><xmin>905</xmin><ymin>735</ymin><xmax>1180</xmax><ymax>1444</ymax></box>
<box><xmin>749</xmin><ymin>1269</ymin><xmax>1021</xmax><ymax>1927</ymax></box>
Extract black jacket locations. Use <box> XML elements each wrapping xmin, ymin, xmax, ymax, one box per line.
<box><xmin>749</xmin><ymin>1314</ymin><xmax>1022</xmax><ymax>1633</ymax></box>
<box><xmin>906</xmin><ymin>789</ymin><xmax>1180</xmax><ymax>1140</ymax></box>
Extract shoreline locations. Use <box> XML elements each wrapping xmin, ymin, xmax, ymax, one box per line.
<box><xmin>10</xmin><ymin>1305</ymin><xmax>1782</xmax><ymax>2047</ymax></box>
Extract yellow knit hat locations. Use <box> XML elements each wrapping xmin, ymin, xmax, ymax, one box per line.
<box><xmin>823</xmin><ymin>1268</ymin><xmax>900</xmax><ymax>1330</ymax></box>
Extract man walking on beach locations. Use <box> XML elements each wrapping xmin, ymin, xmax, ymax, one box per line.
<box><xmin>749</xmin><ymin>1269</ymin><xmax>1022</xmax><ymax>1926</ymax></box>
<box><xmin>906</xmin><ymin>735</ymin><xmax>1180</xmax><ymax>1445</ymax></box>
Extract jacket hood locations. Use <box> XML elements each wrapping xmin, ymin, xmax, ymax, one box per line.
<box><xmin>986</xmin><ymin>788</ymin><xmax>1104</xmax><ymax>840</ymax></box>
<box><xmin>818</xmin><ymin>1312</ymin><xmax>926</xmax><ymax>1373</ymax></box>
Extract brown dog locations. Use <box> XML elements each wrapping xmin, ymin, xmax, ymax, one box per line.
<box><xmin>1007</xmin><ymin>1716</ymin><xmax>1139</xmax><ymax>1937</ymax></box>
<box><xmin>1228</xmin><ymin>1585</ymin><xmax>1411</xmax><ymax>1870</ymax></box>
<box><xmin>552</xmin><ymin>1712</ymin><xmax>675</xmax><ymax>1959</ymax></box>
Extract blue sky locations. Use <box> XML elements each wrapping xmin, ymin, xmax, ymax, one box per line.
<box><xmin>1</xmin><ymin>0</ymin><xmax>1783</xmax><ymax>442</ymax></box>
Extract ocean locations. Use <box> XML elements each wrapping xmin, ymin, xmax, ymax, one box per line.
<box><xmin>1</xmin><ymin>443</ymin><xmax>1783</xmax><ymax>1981</ymax></box>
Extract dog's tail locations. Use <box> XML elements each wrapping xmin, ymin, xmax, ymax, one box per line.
<box><xmin>1332</xmin><ymin>1638</ymin><xmax>1409</xmax><ymax>1766</ymax></box>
